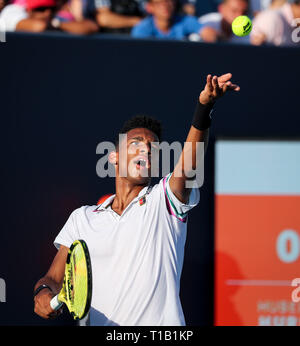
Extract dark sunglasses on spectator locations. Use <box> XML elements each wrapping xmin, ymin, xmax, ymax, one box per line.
<box><xmin>32</xmin><ymin>5</ymin><xmax>56</xmax><ymax>12</ymax></box>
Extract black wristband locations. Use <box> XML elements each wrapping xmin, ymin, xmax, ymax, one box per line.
<box><xmin>33</xmin><ymin>284</ymin><xmax>52</xmax><ymax>298</ymax></box>
<box><xmin>192</xmin><ymin>101</ymin><xmax>214</xmax><ymax>130</ymax></box>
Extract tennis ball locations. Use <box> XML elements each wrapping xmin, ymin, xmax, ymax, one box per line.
<box><xmin>232</xmin><ymin>15</ymin><xmax>252</xmax><ymax>37</ymax></box>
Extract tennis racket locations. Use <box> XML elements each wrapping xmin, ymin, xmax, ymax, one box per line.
<box><xmin>50</xmin><ymin>239</ymin><xmax>92</xmax><ymax>320</ymax></box>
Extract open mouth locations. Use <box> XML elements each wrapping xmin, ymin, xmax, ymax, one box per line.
<box><xmin>134</xmin><ymin>156</ymin><xmax>150</xmax><ymax>169</ymax></box>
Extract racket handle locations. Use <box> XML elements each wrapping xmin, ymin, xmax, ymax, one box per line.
<box><xmin>50</xmin><ymin>295</ymin><xmax>63</xmax><ymax>311</ymax></box>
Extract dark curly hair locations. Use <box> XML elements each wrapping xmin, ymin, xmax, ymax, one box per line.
<box><xmin>115</xmin><ymin>115</ymin><xmax>162</xmax><ymax>148</ymax></box>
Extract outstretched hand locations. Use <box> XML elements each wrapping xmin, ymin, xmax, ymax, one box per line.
<box><xmin>199</xmin><ymin>73</ymin><xmax>240</xmax><ymax>105</ymax></box>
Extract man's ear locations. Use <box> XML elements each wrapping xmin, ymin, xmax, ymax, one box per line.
<box><xmin>108</xmin><ymin>151</ymin><xmax>118</xmax><ymax>165</ymax></box>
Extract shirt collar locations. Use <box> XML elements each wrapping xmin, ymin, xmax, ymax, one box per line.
<box><xmin>94</xmin><ymin>185</ymin><xmax>151</xmax><ymax>212</ymax></box>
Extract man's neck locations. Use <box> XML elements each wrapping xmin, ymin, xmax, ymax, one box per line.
<box><xmin>154</xmin><ymin>17</ymin><xmax>172</xmax><ymax>33</ymax></box>
<box><xmin>112</xmin><ymin>177</ymin><xmax>148</xmax><ymax>215</ymax></box>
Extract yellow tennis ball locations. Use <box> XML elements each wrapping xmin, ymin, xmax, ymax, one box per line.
<box><xmin>232</xmin><ymin>15</ymin><xmax>252</xmax><ymax>37</ymax></box>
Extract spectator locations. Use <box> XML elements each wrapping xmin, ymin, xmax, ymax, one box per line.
<box><xmin>250</xmin><ymin>0</ymin><xmax>300</xmax><ymax>46</ymax></box>
<box><xmin>198</xmin><ymin>0</ymin><xmax>250</xmax><ymax>43</ymax></box>
<box><xmin>95</xmin><ymin>0</ymin><xmax>144</xmax><ymax>33</ymax></box>
<box><xmin>52</xmin><ymin>0</ymin><xmax>99</xmax><ymax>34</ymax></box>
<box><xmin>180</xmin><ymin>0</ymin><xmax>196</xmax><ymax>16</ymax></box>
<box><xmin>0</xmin><ymin>0</ymin><xmax>58</xmax><ymax>32</ymax></box>
<box><xmin>0</xmin><ymin>0</ymin><xmax>98</xmax><ymax>34</ymax></box>
<box><xmin>131</xmin><ymin>0</ymin><xmax>203</xmax><ymax>39</ymax></box>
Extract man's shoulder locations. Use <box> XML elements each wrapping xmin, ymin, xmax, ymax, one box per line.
<box><xmin>134</xmin><ymin>16</ymin><xmax>154</xmax><ymax>29</ymax></box>
<box><xmin>0</xmin><ymin>4</ymin><xmax>28</xmax><ymax>31</ymax></box>
<box><xmin>148</xmin><ymin>175</ymin><xmax>170</xmax><ymax>200</ymax></box>
<box><xmin>0</xmin><ymin>3</ymin><xmax>26</xmax><ymax>17</ymax></box>
<box><xmin>132</xmin><ymin>16</ymin><xmax>155</xmax><ymax>37</ymax></box>
<box><xmin>198</xmin><ymin>12</ymin><xmax>221</xmax><ymax>25</ymax></box>
<box><xmin>68</xmin><ymin>205</ymin><xmax>99</xmax><ymax>219</ymax></box>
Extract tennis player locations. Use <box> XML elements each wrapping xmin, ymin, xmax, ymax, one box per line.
<box><xmin>33</xmin><ymin>73</ymin><xmax>240</xmax><ymax>325</ymax></box>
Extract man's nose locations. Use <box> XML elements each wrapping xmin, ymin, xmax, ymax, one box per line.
<box><xmin>139</xmin><ymin>142</ymin><xmax>151</xmax><ymax>155</ymax></box>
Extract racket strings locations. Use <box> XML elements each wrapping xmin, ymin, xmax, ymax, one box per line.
<box><xmin>68</xmin><ymin>246</ymin><xmax>88</xmax><ymax>317</ymax></box>
<box><xmin>60</xmin><ymin>240</ymin><xmax>91</xmax><ymax>320</ymax></box>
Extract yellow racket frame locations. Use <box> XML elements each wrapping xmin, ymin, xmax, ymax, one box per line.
<box><xmin>57</xmin><ymin>240</ymin><xmax>92</xmax><ymax>320</ymax></box>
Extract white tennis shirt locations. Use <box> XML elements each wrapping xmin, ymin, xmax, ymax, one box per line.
<box><xmin>54</xmin><ymin>173</ymin><xmax>200</xmax><ymax>326</ymax></box>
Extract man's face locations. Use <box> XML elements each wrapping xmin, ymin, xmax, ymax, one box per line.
<box><xmin>219</xmin><ymin>0</ymin><xmax>248</xmax><ymax>25</ymax></box>
<box><xmin>116</xmin><ymin>128</ymin><xmax>159</xmax><ymax>186</ymax></box>
<box><xmin>147</xmin><ymin>0</ymin><xmax>176</xmax><ymax>21</ymax></box>
<box><xmin>28</xmin><ymin>6</ymin><xmax>56</xmax><ymax>21</ymax></box>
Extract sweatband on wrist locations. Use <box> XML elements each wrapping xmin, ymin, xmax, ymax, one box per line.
<box><xmin>33</xmin><ymin>284</ymin><xmax>52</xmax><ymax>298</ymax></box>
<box><xmin>192</xmin><ymin>101</ymin><xmax>214</xmax><ymax>130</ymax></box>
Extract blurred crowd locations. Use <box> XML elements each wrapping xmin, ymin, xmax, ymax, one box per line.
<box><xmin>0</xmin><ymin>0</ymin><xmax>299</xmax><ymax>46</ymax></box>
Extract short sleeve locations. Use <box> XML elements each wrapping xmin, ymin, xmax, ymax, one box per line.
<box><xmin>163</xmin><ymin>172</ymin><xmax>200</xmax><ymax>222</ymax></box>
<box><xmin>0</xmin><ymin>4</ymin><xmax>28</xmax><ymax>32</ymax></box>
<box><xmin>53</xmin><ymin>209</ymin><xmax>81</xmax><ymax>249</ymax></box>
<box><xmin>198</xmin><ymin>12</ymin><xmax>222</xmax><ymax>31</ymax></box>
<box><xmin>183</xmin><ymin>15</ymin><xmax>202</xmax><ymax>35</ymax></box>
<box><xmin>131</xmin><ymin>18</ymin><xmax>153</xmax><ymax>38</ymax></box>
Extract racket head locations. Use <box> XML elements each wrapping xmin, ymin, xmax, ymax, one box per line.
<box><xmin>60</xmin><ymin>239</ymin><xmax>92</xmax><ymax>320</ymax></box>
